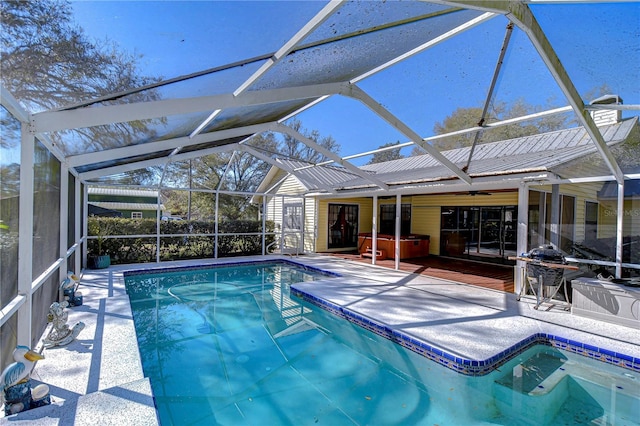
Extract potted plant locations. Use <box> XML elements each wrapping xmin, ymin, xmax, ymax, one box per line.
<box><xmin>88</xmin><ymin>218</ymin><xmax>112</xmax><ymax>269</ymax></box>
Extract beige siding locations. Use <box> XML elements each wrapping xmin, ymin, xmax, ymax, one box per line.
<box><xmin>560</xmin><ymin>182</ymin><xmax>601</xmax><ymax>242</ymax></box>
<box><xmin>411</xmin><ymin>206</ymin><xmax>440</xmax><ymax>254</ymax></box>
<box><xmin>413</xmin><ymin>192</ymin><xmax>519</xmax><ymax>207</ymax></box>
<box><xmin>279</xmin><ymin>178</ymin><xmax>306</xmax><ymax>196</ymax></box>
<box><xmin>303</xmin><ymin>197</ymin><xmax>316</xmax><ymax>252</ymax></box>
<box><xmin>599</xmin><ymin>199</ymin><xmax>640</xmax><ymax>238</ymax></box>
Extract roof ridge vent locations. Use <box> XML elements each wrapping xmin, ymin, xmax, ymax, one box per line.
<box><xmin>589</xmin><ymin>94</ymin><xmax>622</xmax><ymax>126</ymax></box>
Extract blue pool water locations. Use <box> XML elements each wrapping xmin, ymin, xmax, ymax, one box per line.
<box><xmin>124</xmin><ymin>260</ymin><xmax>640</xmax><ymax>425</ymax></box>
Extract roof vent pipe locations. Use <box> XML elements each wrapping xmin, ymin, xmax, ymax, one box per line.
<box><xmin>589</xmin><ymin>94</ymin><xmax>623</xmax><ymax>126</ymax></box>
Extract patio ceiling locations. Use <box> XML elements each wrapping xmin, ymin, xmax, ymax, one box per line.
<box><xmin>2</xmin><ymin>1</ymin><xmax>639</xmax><ymax>193</ymax></box>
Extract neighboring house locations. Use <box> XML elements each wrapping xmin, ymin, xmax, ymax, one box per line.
<box><xmin>88</xmin><ymin>187</ymin><xmax>166</xmax><ymax>219</ymax></box>
<box><xmin>256</xmin><ymin>104</ymin><xmax>639</xmax><ymax>268</ymax></box>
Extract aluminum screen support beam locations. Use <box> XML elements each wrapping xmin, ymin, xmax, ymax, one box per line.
<box><xmin>240</xmin><ymin>145</ymin><xmax>336</xmax><ymax>193</ymax></box>
<box><xmin>234</xmin><ymin>0</ymin><xmax>345</xmax><ymax>97</ymax></box>
<box><xmin>0</xmin><ymin>84</ymin><xmax>29</xmax><ymax>122</ymax></box>
<box><xmin>395</xmin><ymin>194</ymin><xmax>401</xmax><ymax>271</ymax></box>
<box><xmin>17</xmin><ymin>126</ymin><xmax>35</xmax><ymax>347</ymax></box>
<box><xmin>216</xmin><ymin>151</ymin><xmax>236</xmax><ymax>191</ymax></box>
<box><xmin>59</xmin><ymin>163</ymin><xmax>69</xmax><ymax>297</ymax></box>
<box><xmin>31</xmin><ymin>82</ymin><xmax>349</xmax><ymax>133</ymax></box>
<box><xmin>345</xmin><ymin>85</ymin><xmax>472</xmax><ymax>185</ymax></box>
<box><xmin>351</xmin><ymin>12</ymin><xmax>496</xmax><ymax>84</ymax></box>
<box><xmin>79</xmin><ymin>143</ymin><xmax>241</xmax><ymax>181</ymax></box>
<box><xmin>308</xmin><ymin>105</ymin><xmax>573</xmax><ymax>169</ymax></box>
<box><xmin>189</xmin><ymin>1</ymin><xmax>345</xmax><ymax>139</ymax></box>
<box><xmin>550</xmin><ymin>184</ymin><xmax>560</xmax><ymax>249</ymax></box>
<box><xmin>515</xmin><ymin>182</ymin><xmax>529</xmax><ymax>295</ymax></box>
<box><xmin>616</xmin><ymin>181</ymin><xmax>624</xmax><ymax>278</ymax></box>
<box><xmin>82</xmin><ymin>185</ymin><xmax>88</xmax><ymax>268</ymax></box>
<box><xmin>74</xmin><ymin>177</ymin><xmax>82</xmax><ymax>271</ymax></box>
<box><xmin>432</xmin><ymin>0</ymin><xmax>623</xmax><ymax>183</ymax></box>
<box><xmin>464</xmin><ymin>22</ymin><xmax>514</xmax><ymax>171</ymax></box>
<box><xmin>1</xmin><ymin>86</ymin><xmax>68</xmax><ymax>164</ymax></box>
<box><xmin>274</xmin><ymin>123</ymin><xmax>390</xmax><ymax>190</ymax></box>
<box><xmin>372</xmin><ymin>195</ymin><xmax>378</xmax><ymax>266</ymax></box>
<box><xmin>505</xmin><ymin>2</ymin><xmax>623</xmax><ymax>183</ymax></box>
<box><xmin>68</xmin><ymin>122</ymin><xmax>274</xmax><ymax>168</ymax></box>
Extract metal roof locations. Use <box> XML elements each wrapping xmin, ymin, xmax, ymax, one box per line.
<box><xmin>88</xmin><ymin>202</ymin><xmax>165</xmax><ymax>212</ymax></box>
<box><xmin>88</xmin><ymin>187</ymin><xmax>160</xmax><ymax>198</ymax></box>
<box><xmin>288</xmin><ymin>117</ymin><xmax>638</xmax><ymax>193</ymax></box>
<box><xmin>2</xmin><ymin>1</ymin><xmax>638</xmax><ymax>193</ymax></box>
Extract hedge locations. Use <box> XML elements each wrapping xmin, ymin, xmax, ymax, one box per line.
<box><xmin>87</xmin><ymin>217</ymin><xmax>276</xmax><ymax>264</ymax></box>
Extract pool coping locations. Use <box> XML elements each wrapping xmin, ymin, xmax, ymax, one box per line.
<box><xmin>291</xmin><ymin>286</ymin><xmax>640</xmax><ymax>376</ymax></box>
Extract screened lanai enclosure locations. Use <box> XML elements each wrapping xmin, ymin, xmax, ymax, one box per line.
<box><xmin>1</xmin><ymin>1</ymin><xmax>639</xmax><ymax>370</ymax></box>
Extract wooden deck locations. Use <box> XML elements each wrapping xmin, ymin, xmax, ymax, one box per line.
<box><xmin>327</xmin><ymin>253</ymin><xmax>515</xmax><ymax>293</ymax></box>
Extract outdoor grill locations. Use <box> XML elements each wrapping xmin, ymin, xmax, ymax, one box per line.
<box><xmin>524</xmin><ymin>245</ymin><xmax>566</xmax><ymax>287</ymax></box>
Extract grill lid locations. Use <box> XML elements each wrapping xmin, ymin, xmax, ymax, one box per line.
<box><xmin>525</xmin><ymin>245</ymin><xmax>565</xmax><ymax>264</ymax></box>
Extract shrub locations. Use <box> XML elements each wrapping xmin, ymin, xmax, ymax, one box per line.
<box><xmin>87</xmin><ymin>217</ymin><xmax>275</xmax><ymax>264</ymax></box>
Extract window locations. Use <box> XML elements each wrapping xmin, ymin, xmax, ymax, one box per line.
<box><xmin>379</xmin><ymin>204</ymin><xmax>411</xmax><ymax>235</ymax></box>
<box><xmin>283</xmin><ymin>204</ymin><xmax>303</xmax><ymax>230</ymax></box>
<box><xmin>527</xmin><ymin>190</ymin><xmax>575</xmax><ymax>254</ymax></box>
<box><xmin>585</xmin><ymin>201</ymin><xmax>598</xmax><ymax>241</ymax></box>
<box><xmin>131</xmin><ymin>212</ymin><xmax>142</xmax><ymax>219</ymax></box>
<box><xmin>560</xmin><ymin>195</ymin><xmax>575</xmax><ymax>254</ymax></box>
<box><xmin>328</xmin><ymin>204</ymin><xmax>358</xmax><ymax>248</ymax></box>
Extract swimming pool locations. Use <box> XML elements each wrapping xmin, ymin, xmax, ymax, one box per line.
<box><xmin>124</xmin><ymin>260</ymin><xmax>640</xmax><ymax>425</ymax></box>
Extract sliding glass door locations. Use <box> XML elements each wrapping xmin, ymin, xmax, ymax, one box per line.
<box><xmin>441</xmin><ymin>206</ymin><xmax>517</xmax><ymax>259</ymax></box>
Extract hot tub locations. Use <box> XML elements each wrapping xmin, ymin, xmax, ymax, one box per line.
<box><xmin>358</xmin><ymin>233</ymin><xmax>430</xmax><ymax>260</ymax></box>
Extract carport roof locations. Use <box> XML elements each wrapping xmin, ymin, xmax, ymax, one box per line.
<box><xmin>2</xmin><ymin>1</ymin><xmax>638</xmax><ymax>193</ymax></box>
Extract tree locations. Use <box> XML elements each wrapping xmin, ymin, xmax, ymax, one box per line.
<box><xmin>366</xmin><ymin>141</ymin><xmax>404</xmax><ymax>165</ymax></box>
<box><xmin>161</xmin><ymin>132</ymin><xmax>281</xmax><ymax>220</ymax></box>
<box><xmin>411</xmin><ymin>98</ymin><xmax>570</xmax><ymax>155</ymax></box>
<box><xmin>1</xmin><ymin>0</ymin><xmax>164</xmax><ymax>170</ymax></box>
<box><xmin>277</xmin><ymin>118</ymin><xmax>340</xmax><ymax>163</ymax></box>
<box><xmin>161</xmin><ymin>120</ymin><xmax>342</xmax><ymax>220</ymax></box>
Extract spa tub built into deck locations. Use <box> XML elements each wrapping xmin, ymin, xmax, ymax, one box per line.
<box><xmin>358</xmin><ymin>233</ymin><xmax>430</xmax><ymax>260</ymax></box>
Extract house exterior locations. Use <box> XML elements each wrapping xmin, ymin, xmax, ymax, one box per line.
<box><xmin>88</xmin><ymin>187</ymin><xmax>166</xmax><ymax>219</ymax></box>
<box><xmin>256</xmin><ymin>109</ymin><xmax>639</xmax><ymax>279</ymax></box>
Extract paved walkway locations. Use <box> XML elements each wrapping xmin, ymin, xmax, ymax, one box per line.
<box><xmin>2</xmin><ymin>254</ymin><xmax>638</xmax><ymax>425</ymax></box>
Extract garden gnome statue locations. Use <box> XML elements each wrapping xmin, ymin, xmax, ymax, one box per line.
<box><xmin>0</xmin><ymin>346</ymin><xmax>51</xmax><ymax>415</ymax></box>
<box><xmin>60</xmin><ymin>271</ymin><xmax>83</xmax><ymax>306</ymax></box>
<box><xmin>42</xmin><ymin>301</ymin><xmax>85</xmax><ymax>348</ymax></box>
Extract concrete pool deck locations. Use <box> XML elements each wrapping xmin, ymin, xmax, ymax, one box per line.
<box><xmin>2</xmin><ymin>254</ymin><xmax>639</xmax><ymax>425</ymax></box>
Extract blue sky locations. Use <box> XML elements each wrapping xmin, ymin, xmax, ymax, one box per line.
<box><xmin>70</xmin><ymin>1</ymin><xmax>640</xmax><ymax>163</ymax></box>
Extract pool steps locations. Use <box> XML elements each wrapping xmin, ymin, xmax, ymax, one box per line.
<box><xmin>493</xmin><ymin>362</ymin><xmax>639</xmax><ymax>424</ymax></box>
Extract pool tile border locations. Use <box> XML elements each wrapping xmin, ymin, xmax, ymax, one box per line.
<box><xmin>291</xmin><ymin>287</ymin><xmax>640</xmax><ymax>377</ymax></box>
<box><xmin>123</xmin><ymin>258</ymin><xmax>341</xmax><ymax>278</ymax></box>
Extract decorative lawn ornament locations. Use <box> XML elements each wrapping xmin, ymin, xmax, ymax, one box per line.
<box><xmin>42</xmin><ymin>301</ymin><xmax>85</xmax><ymax>348</ymax></box>
<box><xmin>0</xmin><ymin>346</ymin><xmax>50</xmax><ymax>415</ymax></box>
<box><xmin>60</xmin><ymin>271</ymin><xmax>83</xmax><ymax>306</ymax></box>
